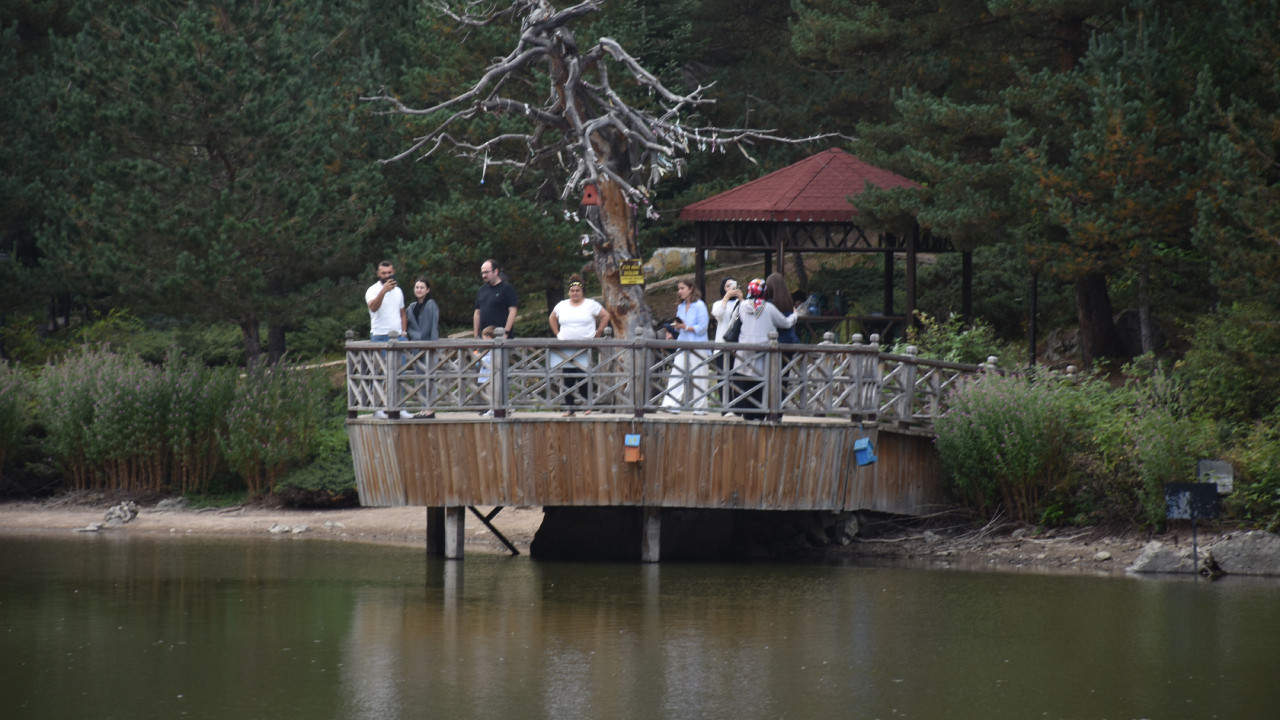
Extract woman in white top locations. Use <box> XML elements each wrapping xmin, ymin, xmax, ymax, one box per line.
<box><xmin>710</xmin><ymin>277</ymin><xmax>743</xmax><ymax>410</ymax></box>
<box><xmin>548</xmin><ymin>276</ymin><xmax>611</xmax><ymax>416</ymax></box>
<box><xmin>711</xmin><ymin>277</ymin><xmax>743</xmax><ymax>342</ymax></box>
<box><xmin>732</xmin><ymin>278</ymin><xmax>798</xmax><ymax>420</ymax></box>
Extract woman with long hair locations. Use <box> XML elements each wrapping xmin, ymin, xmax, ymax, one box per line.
<box><xmin>661</xmin><ymin>279</ymin><xmax>710</xmax><ymax>414</ymax></box>
<box><xmin>405</xmin><ymin>277</ymin><xmax>439</xmax><ymax>418</ymax></box>
<box><xmin>406</xmin><ymin>277</ymin><xmax>439</xmax><ymax>341</ymax></box>
<box><xmin>765</xmin><ymin>272</ymin><xmax>800</xmax><ymax>345</ymax></box>
<box><xmin>549</xmin><ymin>276</ymin><xmax>610</xmax><ymax>416</ymax></box>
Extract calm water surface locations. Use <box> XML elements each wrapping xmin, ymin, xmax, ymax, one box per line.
<box><xmin>2</xmin><ymin>533</ymin><xmax>1278</xmax><ymax>720</ymax></box>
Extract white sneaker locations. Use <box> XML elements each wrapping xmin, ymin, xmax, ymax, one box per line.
<box><xmin>398</xmin><ymin>410</ymin><xmax>414</xmax><ymax>419</ymax></box>
<box><xmin>373</xmin><ymin>410</ymin><xmax>388</xmax><ymax>419</ymax></box>
<box><xmin>480</xmin><ymin>409</ymin><xmax>495</xmax><ymax>418</ymax></box>
<box><xmin>722</xmin><ymin>412</ymin><xmax>739</xmax><ymax>419</ymax></box>
<box><xmin>692</xmin><ymin>410</ymin><xmax>707</xmax><ymax>415</ymax></box>
<box><xmin>663</xmin><ymin>407</ymin><xmax>681</xmax><ymax>415</ymax></box>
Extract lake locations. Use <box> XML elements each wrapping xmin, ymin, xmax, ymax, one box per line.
<box><xmin>2</xmin><ymin>533</ymin><xmax>1278</xmax><ymax>719</ymax></box>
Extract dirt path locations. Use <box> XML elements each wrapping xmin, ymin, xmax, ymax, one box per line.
<box><xmin>0</xmin><ymin>500</ymin><xmax>543</xmax><ymax>554</ymax></box>
<box><xmin>1</xmin><ymin>497</ymin><xmax>1210</xmax><ymax>575</ymax></box>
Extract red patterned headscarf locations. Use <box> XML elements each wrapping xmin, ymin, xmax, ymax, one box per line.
<box><xmin>746</xmin><ymin>278</ymin><xmax>767</xmax><ymax>315</ymax></box>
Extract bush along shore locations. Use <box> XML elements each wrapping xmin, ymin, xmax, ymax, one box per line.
<box><xmin>1</xmin><ymin>349</ymin><xmax>343</xmax><ymax>502</ymax></box>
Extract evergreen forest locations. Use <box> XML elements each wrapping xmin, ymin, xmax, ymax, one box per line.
<box><xmin>1</xmin><ymin>0</ymin><xmax>1278</xmax><ymax>530</ymax></box>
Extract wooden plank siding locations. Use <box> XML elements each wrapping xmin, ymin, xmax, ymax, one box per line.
<box><xmin>348</xmin><ymin>414</ymin><xmax>945</xmax><ymax>516</ymax></box>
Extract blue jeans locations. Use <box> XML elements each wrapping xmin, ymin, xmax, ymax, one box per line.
<box><xmin>371</xmin><ymin>334</ymin><xmax>391</xmax><ymax>342</ymax></box>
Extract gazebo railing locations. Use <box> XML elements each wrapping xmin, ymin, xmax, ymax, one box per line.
<box><xmin>345</xmin><ymin>330</ymin><xmax>993</xmax><ymax>429</ymax></box>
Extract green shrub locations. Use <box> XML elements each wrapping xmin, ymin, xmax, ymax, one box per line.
<box><xmin>164</xmin><ymin>353</ymin><xmax>236</xmax><ymax>493</ymax></box>
<box><xmin>893</xmin><ymin>312</ymin><xmax>1014</xmax><ymax>365</ymax></box>
<box><xmin>934</xmin><ymin>370</ymin><xmax>1098</xmax><ymax>522</ymax></box>
<box><xmin>220</xmin><ymin>363</ymin><xmax>328</xmax><ymax>496</ymax></box>
<box><xmin>35</xmin><ymin>349</ymin><xmax>184</xmax><ymax>490</ymax></box>
<box><xmin>33</xmin><ymin>348</ymin><xmax>327</xmax><ymax>497</ymax></box>
<box><xmin>276</xmin><ymin>425</ymin><xmax>358</xmax><ymax>506</ymax></box>
<box><xmin>1175</xmin><ymin>302</ymin><xmax>1280</xmax><ymax>424</ymax></box>
<box><xmin>1070</xmin><ymin>368</ymin><xmax>1220</xmax><ymax>527</ymax></box>
<box><xmin>34</xmin><ymin>349</ymin><xmax>109</xmax><ymax>488</ymax></box>
<box><xmin>0</xmin><ymin>362</ymin><xmax>30</xmax><ymax>480</ymax></box>
<box><xmin>1225</xmin><ymin>409</ymin><xmax>1280</xmax><ymax>531</ymax></box>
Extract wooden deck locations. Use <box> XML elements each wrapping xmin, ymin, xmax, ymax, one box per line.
<box><xmin>349</xmin><ymin>413</ymin><xmax>942</xmax><ymax>515</ymax></box>
<box><xmin>345</xmin><ymin>332</ymin><xmax>990</xmax><ymax>560</ymax></box>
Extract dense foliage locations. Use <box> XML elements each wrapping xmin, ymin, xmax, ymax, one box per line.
<box><xmin>1</xmin><ymin>1</ymin><xmax>1277</xmax><ymax>524</ymax></box>
<box><xmin>23</xmin><ymin>349</ymin><xmax>327</xmax><ymax>497</ymax></box>
<box><xmin>0</xmin><ymin>363</ymin><xmax>27</xmax><ymax>480</ymax></box>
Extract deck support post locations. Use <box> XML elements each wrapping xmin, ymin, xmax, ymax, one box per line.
<box><xmin>444</xmin><ymin>506</ymin><xmax>466</xmax><ymax>560</ymax></box>
<box><xmin>426</xmin><ymin>506</ymin><xmax>445</xmax><ymax>556</ymax></box>
<box><xmin>641</xmin><ymin>506</ymin><xmax>661</xmax><ymax>562</ymax></box>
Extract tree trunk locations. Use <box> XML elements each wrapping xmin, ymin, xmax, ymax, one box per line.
<box><xmin>545</xmin><ymin>282</ymin><xmax>563</xmax><ymax>320</ymax></box>
<box><xmin>1073</xmin><ymin>271</ymin><xmax>1125</xmax><ymax>368</ymax></box>
<box><xmin>1138</xmin><ymin>262</ymin><xmax>1153</xmax><ymax>355</ymax></box>
<box><xmin>267</xmin><ymin>322</ymin><xmax>286</xmax><ymax>365</ymax></box>
<box><xmin>589</xmin><ymin>177</ymin><xmax>652</xmax><ymax>338</ymax></box>
<box><xmin>240</xmin><ymin>317</ymin><xmax>262</xmax><ymax>363</ymax></box>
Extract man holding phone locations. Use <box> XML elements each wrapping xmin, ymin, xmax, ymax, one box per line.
<box><xmin>366</xmin><ymin>260</ymin><xmax>407</xmax><ymax>342</ymax></box>
<box><xmin>366</xmin><ymin>260</ymin><xmax>413</xmax><ymax>419</ymax></box>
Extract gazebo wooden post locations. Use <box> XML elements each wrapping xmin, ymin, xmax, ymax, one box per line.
<box><xmin>906</xmin><ymin>228</ymin><xmax>917</xmax><ymax>332</ymax></box>
<box><xmin>695</xmin><ymin>233</ymin><xmax>707</xmax><ymax>301</ymax></box>
<box><xmin>882</xmin><ymin>244</ymin><xmax>895</xmax><ymax>317</ymax></box>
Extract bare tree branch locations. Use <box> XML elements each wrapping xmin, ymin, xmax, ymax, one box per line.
<box><xmin>366</xmin><ymin>0</ymin><xmax>850</xmax><ymax>336</ymax></box>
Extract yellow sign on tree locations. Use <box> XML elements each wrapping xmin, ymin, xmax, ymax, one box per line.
<box><xmin>619</xmin><ymin>259</ymin><xmax>645</xmax><ymax>286</ymax></box>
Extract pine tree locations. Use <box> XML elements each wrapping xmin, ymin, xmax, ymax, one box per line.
<box><xmin>42</xmin><ymin>0</ymin><xmax>391</xmax><ymax>362</ymax></box>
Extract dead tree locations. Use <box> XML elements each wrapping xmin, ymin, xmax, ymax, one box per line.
<box><xmin>364</xmin><ymin>0</ymin><xmax>838</xmax><ymax>337</ymax></box>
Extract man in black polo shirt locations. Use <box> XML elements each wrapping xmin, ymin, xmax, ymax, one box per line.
<box><xmin>473</xmin><ymin>258</ymin><xmax>519</xmax><ymax>337</ymax></box>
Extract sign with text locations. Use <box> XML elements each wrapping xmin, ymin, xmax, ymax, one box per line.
<box><xmin>619</xmin><ymin>259</ymin><xmax>645</xmax><ymax>286</ymax></box>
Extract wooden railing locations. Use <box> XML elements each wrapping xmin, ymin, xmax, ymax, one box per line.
<box><xmin>345</xmin><ymin>330</ymin><xmax>995</xmax><ymax>430</ymax></box>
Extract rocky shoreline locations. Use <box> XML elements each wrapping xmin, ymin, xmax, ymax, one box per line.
<box><xmin>3</xmin><ymin>497</ymin><xmax>1278</xmax><ymax>578</ymax></box>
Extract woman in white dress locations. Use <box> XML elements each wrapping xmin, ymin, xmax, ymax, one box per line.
<box><xmin>548</xmin><ymin>277</ymin><xmax>610</xmax><ymax>416</ymax></box>
<box><xmin>661</xmin><ymin>280</ymin><xmax>710</xmax><ymax>414</ymax></box>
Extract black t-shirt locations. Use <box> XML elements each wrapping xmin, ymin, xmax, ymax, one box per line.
<box><xmin>475</xmin><ymin>280</ymin><xmax>519</xmax><ymax>332</ymax></box>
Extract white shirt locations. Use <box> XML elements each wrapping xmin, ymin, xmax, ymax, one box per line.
<box><xmin>366</xmin><ymin>281</ymin><xmax>405</xmax><ymax>337</ymax></box>
<box><xmin>552</xmin><ymin>298</ymin><xmax>604</xmax><ymax>340</ymax></box>
<box><xmin>551</xmin><ymin>298</ymin><xmax>604</xmax><ymax>370</ymax></box>
<box><xmin>711</xmin><ymin>298</ymin><xmax>741</xmax><ymax>342</ymax></box>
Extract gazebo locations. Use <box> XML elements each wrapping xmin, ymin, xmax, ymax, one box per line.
<box><xmin>680</xmin><ymin>148</ymin><xmax>971</xmax><ymax>340</ymax></box>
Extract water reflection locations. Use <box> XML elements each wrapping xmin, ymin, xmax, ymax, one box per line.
<box><xmin>3</xmin><ymin>533</ymin><xmax>1279</xmax><ymax>720</ymax></box>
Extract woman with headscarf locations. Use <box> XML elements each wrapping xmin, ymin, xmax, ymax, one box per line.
<box><xmin>549</xmin><ymin>276</ymin><xmax>610</xmax><ymax>416</ymax></box>
<box><xmin>731</xmin><ymin>277</ymin><xmax>798</xmax><ymax>420</ymax></box>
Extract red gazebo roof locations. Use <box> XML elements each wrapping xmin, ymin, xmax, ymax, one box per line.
<box><xmin>679</xmin><ymin>147</ymin><xmax>920</xmax><ymax>223</ymax></box>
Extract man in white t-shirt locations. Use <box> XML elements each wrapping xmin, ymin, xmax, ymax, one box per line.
<box><xmin>365</xmin><ymin>260</ymin><xmax>412</xmax><ymax>419</ymax></box>
<box><xmin>366</xmin><ymin>260</ymin><xmax>407</xmax><ymax>341</ymax></box>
